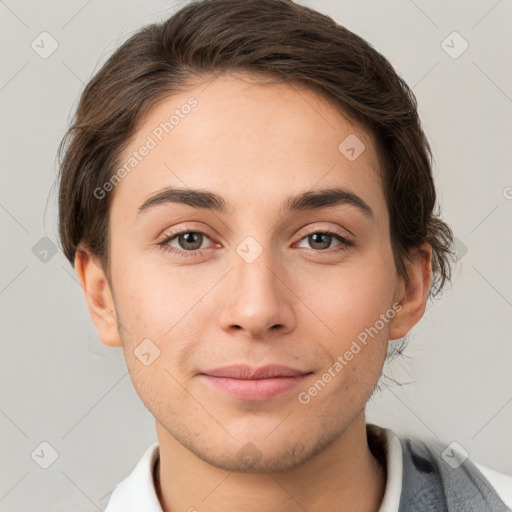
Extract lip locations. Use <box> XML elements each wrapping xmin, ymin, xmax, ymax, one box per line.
<box><xmin>199</xmin><ymin>364</ymin><xmax>313</xmax><ymax>400</ymax></box>
<box><xmin>202</xmin><ymin>364</ymin><xmax>309</xmax><ymax>379</ymax></box>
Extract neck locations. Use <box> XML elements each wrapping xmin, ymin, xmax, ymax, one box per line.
<box><xmin>154</xmin><ymin>413</ymin><xmax>386</xmax><ymax>512</ymax></box>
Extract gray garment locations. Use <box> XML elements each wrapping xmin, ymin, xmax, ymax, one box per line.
<box><xmin>397</xmin><ymin>435</ymin><xmax>511</xmax><ymax>511</ymax></box>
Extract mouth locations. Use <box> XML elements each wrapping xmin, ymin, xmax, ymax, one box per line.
<box><xmin>199</xmin><ymin>364</ymin><xmax>314</xmax><ymax>401</ymax></box>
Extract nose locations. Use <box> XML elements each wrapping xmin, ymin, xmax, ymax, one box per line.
<box><xmin>218</xmin><ymin>243</ymin><xmax>296</xmax><ymax>340</ymax></box>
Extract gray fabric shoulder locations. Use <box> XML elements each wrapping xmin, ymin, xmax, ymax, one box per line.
<box><xmin>397</xmin><ymin>434</ymin><xmax>511</xmax><ymax>512</ymax></box>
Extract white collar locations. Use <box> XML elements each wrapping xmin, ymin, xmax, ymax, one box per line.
<box><xmin>104</xmin><ymin>440</ymin><xmax>163</xmax><ymax>511</ymax></box>
<box><xmin>369</xmin><ymin>423</ymin><xmax>403</xmax><ymax>512</ymax></box>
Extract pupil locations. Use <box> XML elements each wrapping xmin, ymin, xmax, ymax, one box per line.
<box><xmin>311</xmin><ymin>233</ymin><xmax>330</xmax><ymax>249</ymax></box>
<box><xmin>181</xmin><ymin>232</ymin><xmax>201</xmax><ymax>250</ymax></box>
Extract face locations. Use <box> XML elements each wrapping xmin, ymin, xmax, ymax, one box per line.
<box><xmin>95</xmin><ymin>73</ymin><xmax>409</xmax><ymax>472</ymax></box>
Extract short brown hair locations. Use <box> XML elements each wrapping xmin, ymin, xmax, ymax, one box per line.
<box><xmin>57</xmin><ymin>0</ymin><xmax>455</xmax><ymax>297</ymax></box>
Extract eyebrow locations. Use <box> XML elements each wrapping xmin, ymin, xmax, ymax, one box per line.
<box><xmin>137</xmin><ymin>186</ymin><xmax>374</xmax><ymax>219</ymax></box>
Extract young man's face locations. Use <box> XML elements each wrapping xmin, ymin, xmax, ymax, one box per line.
<box><xmin>78</xmin><ymin>73</ymin><xmax>430</xmax><ymax>472</ymax></box>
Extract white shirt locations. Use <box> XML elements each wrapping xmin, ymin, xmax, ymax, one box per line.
<box><xmin>104</xmin><ymin>424</ymin><xmax>512</xmax><ymax>511</ymax></box>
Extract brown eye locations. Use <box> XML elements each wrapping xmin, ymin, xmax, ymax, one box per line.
<box><xmin>307</xmin><ymin>233</ymin><xmax>333</xmax><ymax>250</ymax></box>
<box><xmin>296</xmin><ymin>230</ymin><xmax>352</xmax><ymax>252</ymax></box>
<box><xmin>175</xmin><ymin>232</ymin><xmax>205</xmax><ymax>251</ymax></box>
<box><xmin>158</xmin><ymin>230</ymin><xmax>215</xmax><ymax>256</ymax></box>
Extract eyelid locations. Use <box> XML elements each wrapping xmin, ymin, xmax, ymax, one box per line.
<box><xmin>157</xmin><ymin>222</ymin><xmax>353</xmax><ymax>246</ymax></box>
<box><xmin>157</xmin><ymin>223</ymin><xmax>216</xmax><ymax>243</ymax></box>
<box><xmin>294</xmin><ymin>223</ymin><xmax>353</xmax><ymax>244</ymax></box>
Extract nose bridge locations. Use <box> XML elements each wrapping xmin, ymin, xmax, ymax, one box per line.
<box><xmin>218</xmin><ymin>232</ymin><xmax>295</xmax><ymax>337</ymax></box>
<box><xmin>232</xmin><ymin>233</ymin><xmax>283</xmax><ymax>304</ymax></box>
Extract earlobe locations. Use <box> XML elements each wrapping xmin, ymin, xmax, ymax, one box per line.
<box><xmin>74</xmin><ymin>247</ymin><xmax>123</xmax><ymax>348</ymax></box>
<box><xmin>388</xmin><ymin>243</ymin><xmax>433</xmax><ymax>341</ymax></box>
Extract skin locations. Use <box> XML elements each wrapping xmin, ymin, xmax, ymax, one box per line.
<box><xmin>75</xmin><ymin>72</ymin><xmax>432</xmax><ymax>512</ymax></box>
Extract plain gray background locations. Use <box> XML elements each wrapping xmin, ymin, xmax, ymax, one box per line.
<box><xmin>1</xmin><ymin>0</ymin><xmax>511</xmax><ymax>510</ymax></box>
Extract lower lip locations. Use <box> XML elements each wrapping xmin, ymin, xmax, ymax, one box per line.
<box><xmin>199</xmin><ymin>374</ymin><xmax>311</xmax><ymax>401</ymax></box>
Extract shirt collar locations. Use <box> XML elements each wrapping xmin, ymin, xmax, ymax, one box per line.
<box><xmin>104</xmin><ymin>441</ymin><xmax>163</xmax><ymax>511</ymax></box>
<box><xmin>368</xmin><ymin>423</ymin><xmax>403</xmax><ymax>512</ymax></box>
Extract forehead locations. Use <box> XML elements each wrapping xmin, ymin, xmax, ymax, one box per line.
<box><xmin>110</xmin><ymin>72</ymin><xmax>386</xmax><ymax>224</ymax></box>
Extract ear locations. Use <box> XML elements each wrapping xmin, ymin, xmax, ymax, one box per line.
<box><xmin>388</xmin><ymin>243</ymin><xmax>433</xmax><ymax>341</ymax></box>
<box><xmin>74</xmin><ymin>246</ymin><xmax>122</xmax><ymax>348</ymax></box>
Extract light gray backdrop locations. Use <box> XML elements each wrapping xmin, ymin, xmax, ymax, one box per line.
<box><xmin>1</xmin><ymin>0</ymin><xmax>511</xmax><ymax>511</ymax></box>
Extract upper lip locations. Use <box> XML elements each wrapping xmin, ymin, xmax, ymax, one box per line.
<box><xmin>201</xmin><ymin>364</ymin><xmax>311</xmax><ymax>379</ymax></box>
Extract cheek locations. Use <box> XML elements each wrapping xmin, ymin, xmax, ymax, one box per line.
<box><xmin>300</xmin><ymin>256</ymin><xmax>396</xmax><ymax>397</ymax></box>
<box><xmin>306</xmin><ymin>270</ymin><xmax>393</xmax><ymax>408</ymax></box>
<box><xmin>110</xmin><ymin>246</ymin><xmax>194</xmax><ymax>334</ymax></box>
<box><xmin>111</xmin><ymin>260</ymin><xmax>216</xmax><ymax>378</ymax></box>
<box><xmin>306</xmin><ymin>262</ymin><xmax>394</xmax><ymax>338</ymax></box>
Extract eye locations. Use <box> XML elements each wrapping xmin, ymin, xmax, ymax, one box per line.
<box><xmin>295</xmin><ymin>229</ymin><xmax>353</xmax><ymax>252</ymax></box>
<box><xmin>158</xmin><ymin>230</ymin><xmax>215</xmax><ymax>257</ymax></box>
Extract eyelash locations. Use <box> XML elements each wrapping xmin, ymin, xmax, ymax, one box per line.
<box><xmin>157</xmin><ymin>227</ymin><xmax>354</xmax><ymax>258</ymax></box>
